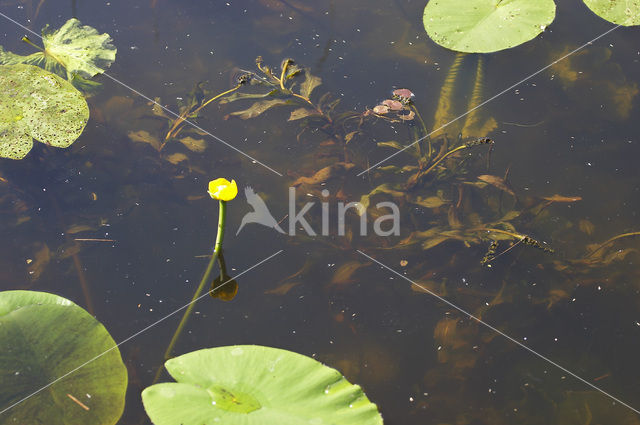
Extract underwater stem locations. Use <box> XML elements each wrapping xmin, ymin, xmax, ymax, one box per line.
<box><xmin>160</xmin><ymin>200</ymin><xmax>226</xmax><ymax>363</ymax></box>
<box><xmin>410</xmin><ymin>104</ymin><xmax>430</xmax><ymax>159</ymax></box>
<box><xmin>279</xmin><ymin>59</ymin><xmax>291</xmax><ymax>90</ymax></box>
<box><xmin>585</xmin><ymin>231</ymin><xmax>640</xmax><ymax>258</ymax></box>
<box><xmin>420</xmin><ymin>144</ymin><xmax>467</xmax><ymax>178</ymax></box>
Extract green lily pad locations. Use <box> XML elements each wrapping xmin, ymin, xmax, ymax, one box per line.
<box><xmin>583</xmin><ymin>0</ymin><xmax>640</xmax><ymax>26</ymax></box>
<box><xmin>0</xmin><ymin>64</ymin><xmax>89</xmax><ymax>160</ymax></box>
<box><xmin>423</xmin><ymin>0</ymin><xmax>556</xmax><ymax>53</ymax></box>
<box><xmin>0</xmin><ymin>290</ymin><xmax>127</xmax><ymax>425</ymax></box>
<box><xmin>0</xmin><ymin>18</ymin><xmax>116</xmax><ymax>80</ymax></box>
<box><xmin>142</xmin><ymin>345</ymin><xmax>384</xmax><ymax>425</ymax></box>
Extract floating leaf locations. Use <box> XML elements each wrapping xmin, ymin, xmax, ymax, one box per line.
<box><xmin>142</xmin><ymin>345</ymin><xmax>383</xmax><ymax>425</ymax></box>
<box><xmin>381</xmin><ymin>99</ymin><xmax>403</xmax><ymax>111</ymax></box>
<box><xmin>0</xmin><ymin>64</ymin><xmax>89</xmax><ymax>160</ymax></box>
<box><xmin>0</xmin><ymin>290</ymin><xmax>127</xmax><ymax>425</ymax></box>
<box><xmin>0</xmin><ymin>19</ymin><xmax>116</xmax><ymax>80</ymax></box>
<box><xmin>423</xmin><ymin>0</ymin><xmax>556</xmax><ymax>53</ymax></box>
<box><xmin>583</xmin><ymin>0</ymin><xmax>640</xmax><ymax>25</ymax></box>
<box><xmin>372</xmin><ymin>105</ymin><xmax>390</xmax><ymax>114</ymax></box>
<box><xmin>299</xmin><ymin>71</ymin><xmax>322</xmax><ymax>99</ymax></box>
<box><xmin>392</xmin><ymin>88</ymin><xmax>414</xmax><ymax>100</ymax></box>
<box><xmin>226</xmin><ymin>99</ymin><xmax>289</xmax><ymax>120</ymax></box>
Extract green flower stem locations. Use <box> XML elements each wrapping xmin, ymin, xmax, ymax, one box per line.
<box><xmin>157</xmin><ymin>200</ymin><xmax>227</xmax><ymax>377</ymax></box>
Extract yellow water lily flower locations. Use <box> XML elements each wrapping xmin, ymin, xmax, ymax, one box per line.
<box><xmin>208</xmin><ymin>178</ymin><xmax>238</xmax><ymax>201</ymax></box>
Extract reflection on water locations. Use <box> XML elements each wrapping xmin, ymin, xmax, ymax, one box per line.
<box><xmin>1</xmin><ymin>0</ymin><xmax>640</xmax><ymax>423</ymax></box>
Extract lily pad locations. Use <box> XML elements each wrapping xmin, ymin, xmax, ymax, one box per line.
<box><xmin>0</xmin><ymin>64</ymin><xmax>89</xmax><ymax>160</ymax></box>
<box><xmin>0</xmin><ymin>18</ymin><xmax>116</xmax><ymax>80</ymax></box>
<box><xmin>0</xmin><ymin>290</ymin><xmax>127</xmax><ymax>425</ymax></box>
<box><xmin>423</xmin><ymin>0</ymin><xmax>556</xmax><ymax>53</ymax></box>
<box><xmin>142</xmin><ymin>345</ymin><xmax>383</xmax><ymax>425</ymax></box>
<box><xmin>583</xmin><ymin>0</ymin><xmax>640</xmax><ymax>25</ymax></box>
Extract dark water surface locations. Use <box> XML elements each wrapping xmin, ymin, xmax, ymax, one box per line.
<box><xmin>2</xmin><ymin>0</ymin><xmax>640</xmax><ymax>424</ymax></box>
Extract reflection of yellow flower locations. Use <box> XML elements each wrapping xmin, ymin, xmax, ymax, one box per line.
<box><xmin>208</xmin><ymin>178</ymin><xmax>238</xmax><ymax>201</ymax></box>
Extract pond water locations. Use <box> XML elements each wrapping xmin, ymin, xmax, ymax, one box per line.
<box><xmin>1</xmin><ymin>0</ymin><xmax>640</xmax><ymax>424</ymax></box>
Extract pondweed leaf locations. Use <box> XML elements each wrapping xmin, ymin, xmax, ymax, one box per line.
<box><xmin>299</xmin><ymin>71</ymin><xmax>322</xmax><ymax>98</ymax></box>
<box><xmin>226</xmin><ymin>99</ymin><xmax>289</xmax><ymax>120</ymax></box>
<box><xmin>292</xmin><ymin>162</ymin><xmax>355</xmax><ymax>186</ymax></box>
<box><xmin>288</xmin><ymin>107</ymin><xmax>320</xmax><ymax>121</ymax></box>
<box><xmin>218</xmin><ymin>90</ymin><xmax>279</xmax><ymax>105</ymax></box>
<box><xmin>128</xmin><ymin>130</ymin><xmax>162</xmax><ymax>151</ymax></box>
<box><xmin>477</xmin><ymin>175</ymin><xmax>516</xmax><ymax>198</ymax></box>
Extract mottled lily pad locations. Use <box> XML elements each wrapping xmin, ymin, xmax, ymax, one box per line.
<box><xmin>0</xmin><ymin>64</ymin><xmax>89</xmax><ymax>160</ymax></box>
<box><xmin>583</xmin><ymin>0</ymin><xmax>640</xmax><ymax>25</ymax></box>
<box><xmin>423</xmin><ymin>0</ymin><xmax>556</xmax><ymax>53</ymax></box>
<box><xmin>0</xmin><ymin>290</ymin><xmax>127</xmax><ymax>425</ymax></box>
<box><xmin>142</xmin><ymin>345</ymin><xmax>383</xmax><ymax>425</ymax></box>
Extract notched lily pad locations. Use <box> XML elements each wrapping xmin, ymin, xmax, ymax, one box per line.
<box><xmin>142</xmin><ymin>345</ymin><xmax>383</xmax><ymax>425</ymax></box>
<box><xmin>0</xmin><ymin>64</ymin><xmax>89</xmax><ymax>160</ymax></box>
<box><xmin>0</xmin><ymin>290</ymin><xmax>127</xmax><ymax>425</ymax></box>
<box><xmin>583</xmin><ymin>0</ymin><xmax>640</xmax><ymax>25</ymax></box>
<box><xmin>423</xmin><ymin>0</ymin><xmax>556</xmax><ymax>53</ymax></box>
